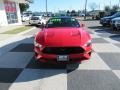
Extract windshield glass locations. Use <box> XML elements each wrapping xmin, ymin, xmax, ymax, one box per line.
<box><xmin>31</xmin><ymin>17</ymin><xmax>39</xmax><ymax>20</ymax></box>
<box><xmin>46</xmin><ymin>18</ymin><xmax>80</xmax><ymax>28</ymax></box>
<box><xmin>112</xmin><ymin>12</ymin><xmax>120</xmax><ymax>17</ymax></box>
<box><xmin>32</xmin><ymin>13</ymin><xmax>42</xmax><ymax>16</ymax></box>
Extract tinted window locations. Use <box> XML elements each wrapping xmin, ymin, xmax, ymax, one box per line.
<box><xmin>31</xmin><ymin>17</ymin><xmax>39</xmax><ymax>20</ymax></box>
<box><xmin>112</xmin><ymin>12</ymin><xmax>120</xmax><ymax>17</ymax></box>
<box><xmin>46</xmin><ymin>18</ymin><xmax>80</xmax><ymax>28</ymax></box>
<box><xmin>32</xmin><ymin>13</ymin><xmax>42</xmax><ymax>17</ymax></box>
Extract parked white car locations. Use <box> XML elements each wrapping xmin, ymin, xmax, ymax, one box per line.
<box><xmin>29</xmin><ymin>16</ymin><xmax>46</xmax><ymax>26</ymax></box>
<box><xmin>111</xmin><ymin>17</ymin><xmax>120</xmax><ymax>30</ymax></box>
<box><xmin>22</xmin><ymin>15</ymin><xmax>30</xmax><ymax>22</ymax></box>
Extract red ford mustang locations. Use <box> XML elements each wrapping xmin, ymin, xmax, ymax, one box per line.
<box><xmin>34</xmin><ymin>17</ymin><xmax>92</xmax><ymax>63</ymax></box>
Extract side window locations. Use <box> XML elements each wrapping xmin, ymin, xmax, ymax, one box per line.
<box><xmin>115</xmin><ymin>12</ymin><xmax>120</xmax><ymax>17</ymax></box>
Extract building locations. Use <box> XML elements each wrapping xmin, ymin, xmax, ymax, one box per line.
<box><xmin>89</xmin><ymin>10</ymin><xmax>101</xmax><ymax>16</ymax></box>
<box><xmin>0</xmin><ymin>0</ymin><xmax>29</xmax><ymax>26</ymax></box>
<box><xmin>58</xmin><ymin>10</ymin><xmax>67</xmax><ymax>16</ymax></box>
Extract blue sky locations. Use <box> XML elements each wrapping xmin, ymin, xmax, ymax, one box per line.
<box><xmin>29</xmin><ymin>0</ymin><xmax>120</xmax><ymax>12</ymax></box>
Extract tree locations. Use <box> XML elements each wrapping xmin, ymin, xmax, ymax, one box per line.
<box><xmin>71</xmin><ymin>10</ymin><xmax>76</xmax><ymax>16</ymax></box>
<box><xmin>67</xmin><ymin>10</ymin><xmax>70</xmax><ymax>16</ymax></box>
<box><xmin>104</xmin><ymin>5</ymin><xmax>119</xmax><ymax>15</ymax></box>
<box><xmin>111</xmin><ymin>5</ymin><xmax>119</xmax><ymax>15</ymax></box>
<box><xmin>19</xmin><ymin>4</ymin><xmax>29</xmax><ymax>13</ymax></box>
<box><xmin>77</xmin><ymin>10</ymin><xmax>81</xmax><ymax>16</ymax></box>
<box><xmin>104</xmin><ymin>6</ymin><xmax>111</xmax><ymax>12</ymax></box>
<box><xmin>111</xmin><ymin>5</ymin><xmax>119</xmax><ymax>12</ymax></box>
<box><xmin>89</xmin><ymin>2</ymin><xmax>98</xmax><ymax>11</ymax></box>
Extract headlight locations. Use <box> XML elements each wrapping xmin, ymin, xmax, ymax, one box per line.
<box><xmin>115</xmin><ymin>20</ymin><xmax>120</xmax><ymax>24</ymax></box>
<box><xmin>84</xmin><ymin>40</ymin><xmax>92</xmax><ymax>47</ymax></box>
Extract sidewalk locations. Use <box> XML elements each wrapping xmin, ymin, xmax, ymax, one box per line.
<box><xmin>0</xmin><ymin>26</ymin><xmax>36</xmax><ymax>56</ymax></box>
<box><xmin>0</xmin><ymin>25</ymin><xmax>23</xmax><ymax>33</ymax></box>
<box><xmin>0</xmin><ymin>25</ymin><xmax>24</xmax><ymax>44</ymax></box>
<box><xmin>0</xmin><ymin>25</ymin><xmax>36</xmax><ymax>46</ymax></box>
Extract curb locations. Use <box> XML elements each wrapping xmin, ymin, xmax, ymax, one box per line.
<box><xmin>17</xmin><ymin>27</ymin><xmax>36</xmax><ymax>35</ymax></box>
<box><xmin>0</xmin><ymin>27</ymin><xmax>36</xmax><ymax>48</ymax></box>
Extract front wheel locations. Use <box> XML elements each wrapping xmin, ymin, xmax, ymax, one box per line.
<box><xmin>112</xmin><ymin>26</ymin><xmax>118</xmax><ymax>31</ymax></box>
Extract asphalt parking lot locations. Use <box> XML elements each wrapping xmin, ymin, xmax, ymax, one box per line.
<box><xmin>0</xmin><ymin>20</ymin><xmax>120</xmax><ymax>90</ymax></box>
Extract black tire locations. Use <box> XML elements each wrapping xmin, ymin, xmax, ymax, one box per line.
<box><xmin>112</xmin><ymin>26</ymin><xmax>117</xmax><ymax>31</ymax></box>
<box><xmin>29</xmin><ymin>22</ymin><xmax>31</xmax><ymax>25</ymax></box>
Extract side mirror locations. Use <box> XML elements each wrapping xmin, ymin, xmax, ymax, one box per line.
<box><xmin>81</xmin><ymin>24</ymin><xmax>85</xmax><ymax>27</ymax></box>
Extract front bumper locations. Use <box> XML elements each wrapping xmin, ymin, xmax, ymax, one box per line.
<box><xmin>116</xmin><ymin>24</ymin><xmax>120</xmax><ymax>29</ymax></box>
<box><xmin>111</xmin><ymin>22</ymin><xmax>120</xmax><ymax>30</ymax></box>
<box><xmin>100</xmin><ymin>19</ymin><xmax>111</xmax><ymax>26</ymax></box>
<box><xmin>34</xmin><ymin>46</ymin><xmax>92</xmax><ymax>63</ymax></box>
<box><xmin>111</xmin><ymin>23</ymin><xmax>116</xmax><ymax>28</ymax></box>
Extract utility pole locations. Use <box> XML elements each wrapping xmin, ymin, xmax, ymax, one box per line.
<box><xmin>84</xmin><ymin>0</ymin><xmax>87</xmax><ymax>19</ymax></box>
<box><xmin>99</xmin><ymin>2</ymin><xmax>101</xmax><ymax>10</ymax></box>
<box><xmin>110</xmin><ymin>0</ymin><xmax>111</xmax><ymax>8</ymax></box>
<box><xmin>119</xmin><ymin>0</ymin><xmax>120</xmax><ymax>8</ymax></box>
<box><xmin>46</xmin><ymin>0</ymin><xmax>48</xmax><ymax>16</ymax></box>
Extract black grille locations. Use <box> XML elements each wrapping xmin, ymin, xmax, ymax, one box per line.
<box><xmin>42</xmin><ymin>47</ymin><xmax>84</xmax><ymax>55</ymax></box>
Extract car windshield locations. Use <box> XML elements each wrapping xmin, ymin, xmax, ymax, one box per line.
<box><xmin>31</xmin><ymin>17</ymin><xmax>39</xmax><ymax>20</ymax></box>
<box><xmin>112</xmin><ymin>12</ymin><xmax>120</xmax><ymax>17</ymax></box>
<box><xmin>32</xmin><ymin>13</ymin><xmax>42</xmax><ymax>17</ymax></box>
<box><xmin>46</xmin><ymin>18</ymin><xmax>80</xmax><ymax>28</ymax></box>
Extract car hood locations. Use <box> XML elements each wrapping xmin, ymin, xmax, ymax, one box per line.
<box><xmin>112</xmin><ymin>17</ymin><xmax>120</xmax><ymax>21</ymax></box>
<box><xmin>102</xmin><ymin>16</ymin><xmax>114</xmax><ymax>19</ymax></box>
<box><xmin>36</xmin><ymin>27</ymin><xmax>91</xmax><ymax>47</ymax></box>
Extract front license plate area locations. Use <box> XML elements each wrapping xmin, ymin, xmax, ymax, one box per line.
<box><xmin>57</xmin><ymin>55</ymin><xmax>69</xmax><ymax>61</ymax></box>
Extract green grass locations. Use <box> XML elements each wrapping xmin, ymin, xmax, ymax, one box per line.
<box><xmin>1</xmin><ymin>26</ymin><xmax>33</xmax><ymax>34</ymax></box>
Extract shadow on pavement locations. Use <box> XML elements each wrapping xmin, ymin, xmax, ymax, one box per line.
<box><xmin>88</xmin><ymin>25</ymin><xmax>120</xmax><ymax>42</ymax></box>
<box><xmin>88</xmin><ymin>25</ymin><xmax>120</xmax><ymax>34</ymax></box>
<box><xmin>83</xmin><ymin>19</ymin><xmax>98</xmax><ymax>21</ymax></box>
<box><xmin>88</xmin><ymin>26</ymin><xmax>105</xmax><ymax>29</ymax></box>
<box><xmin>0</xmin><ymin>36</ymin><xmax>79</xmax><ymax>84</ymax></box>
<box><xmin>110</xmin><ymin>35</ymin><xmax>120</xmax><ymax>42</ymax></box>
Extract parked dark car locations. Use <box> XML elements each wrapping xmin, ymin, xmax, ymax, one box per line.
<box><xmin>111</xmin><ymin>17</ymin><xmax>120</xmax><ymax>30</ymax></box>
<box><xmin>100</xmin><ymin>12</ymin><xmax>120</xmax><ymax>26</ymax></box>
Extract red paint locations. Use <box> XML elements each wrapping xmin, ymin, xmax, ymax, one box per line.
<box><xmin>34</xmin><ymin>26</ymin><xmax>92</xmax><ymax>64</ymax></box>
<box><xmin>4</xmin><ymin>1</ymin><xmax>16</xmax><ymax>12</ymax></box>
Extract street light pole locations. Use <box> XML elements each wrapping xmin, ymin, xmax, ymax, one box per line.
<box><xmin>46</xmin><ymin>0</ymin><xmax>48</xmax><ymax>15</ymax></box>
<box><xmin>110</xmin><ymin>0</ymin><xmax>111</xmax><ymax>8</ymax></box>
<box><xmin>84</xmin><ymin>0</ymin><xmax>87</xmax><ymax>19</ymax></box>
<box><xmin>119</xmin><ymin>0</ymin><xmax>120</xmax><ymax>8</ymax></box>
